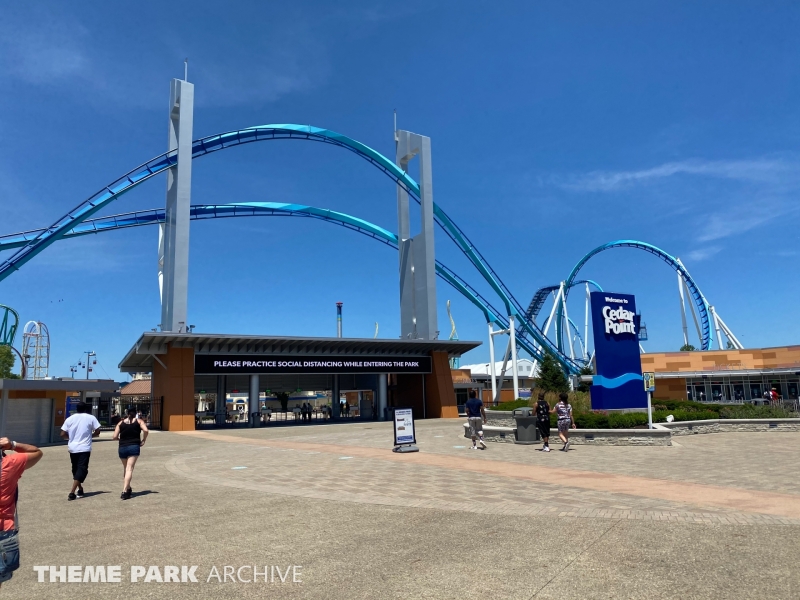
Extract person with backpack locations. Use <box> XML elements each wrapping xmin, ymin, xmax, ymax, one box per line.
<box><xmin>551</xmin><ymin>393</ymin><xmax>576</xmax><ymax>451</ymax></box>
<box><xmin>535</xmin><ymin>391</ymin><xmax>551</xmax><ymax>452</ymax></box>
<box><xmin>113</xmin><ymin>406</ymin><xmax>149</xmax><ymax>500</ymax></box>
<box><xmin>0</xmin><ymin>437</ymin><xmax>43</xmax><ymax>586</ymax></box>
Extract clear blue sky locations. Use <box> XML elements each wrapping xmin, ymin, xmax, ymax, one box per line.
<box><xmin>1</xmin><ymin>1</ymin><xmax>798</xmax><ymax>380</ymax></box>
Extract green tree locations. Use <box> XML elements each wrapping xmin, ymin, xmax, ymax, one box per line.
<box><xmin>680</xmin><ymin>343</ymin><xmax>696</xmax><ymax>352</ymax></box>
<box><xmin>536</xmin><ymin>351</ymin><xmax>569</xmax><ymax>393</ymax></box>
<box><xmin>0</xmin><ymin>346</ymin><xmax>20</xmax><ymax>379</ymax></box>
<box><xmin>577</xmin><ymin>363</ymin><xmax>594</xmax><ymax>393</ymax></box>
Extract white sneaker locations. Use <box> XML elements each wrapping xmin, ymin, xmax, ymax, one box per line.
<box><xmin>479</xmin><ymin>440</ymin><xmax>487</xmax><ymax>449</ymax></box>
<box><xmin>543</xmin><ymin>446</ymin><xmax>550</xmax><ymax>452</ymax></box>
<box><xmin>471</xmin><ymin>446</ymin><xmax>478</xmax><ymax>450</ymax></box>
<box><xmin>564</xmin><ymin>441</ymin><xmax>570</xmax><ymax>451</ymax></box>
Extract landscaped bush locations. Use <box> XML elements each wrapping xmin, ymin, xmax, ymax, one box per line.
<box><xmin>719</xmin><ymin>404</ymin><xmax>798</xmax><ymax>419</ymax></box>
<box><xmin>653</xmin><ymin>409</ymin><xmax>719</xmax><ymax>423</ymax></box>
<box><xmin>490</xmin><ymin>399</ymin><xmax>530</xmax><ymax>411</ymax></box>
<box><xmin>488</xmin><ymin>396</ymin><xmax>798</xmax><ymax>425</ymax></box>
<box><xmin>488</xmin><ymin>390</ymin><xmax>592</xmax><ymax>413</ymax></box>
<box><xmin>608</xmin><ymin>412</ymin><xmax>650</xmax><ymax>428</ymax></box>
<box><xmin>569</xmin><ymin>411</ymin><xmax>649</xmax><ymax>428</ymax></box>
<box><xmin>571</xmin><ymin>411</ymin><xmax>608</xmax><ymax>429</ymax></box>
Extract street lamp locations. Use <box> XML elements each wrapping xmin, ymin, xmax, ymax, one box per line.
<box><xmin>82</xmin><ymin>351</ymin><xmax>97</xmax><ymax>380</ymax></box>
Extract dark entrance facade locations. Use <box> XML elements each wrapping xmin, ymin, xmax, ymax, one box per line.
<box><xmin>119</xmin><ymin>333</ymin><xmax>480</xmax><ymax>431</ymax></box>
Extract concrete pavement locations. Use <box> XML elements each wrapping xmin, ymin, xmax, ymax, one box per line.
<box><xmin>6</xmin><ymin>419</ymin><xmax>800</xmax><ymax>599</ymax></box>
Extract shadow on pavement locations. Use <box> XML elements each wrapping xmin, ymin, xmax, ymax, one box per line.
<box><xmin>129</xmin><ymin>490</ymin><xmax>158</xmax><ymax>498</ymax></box>
<box><xmin>78</xmin><ymin>491</ymin><xmax>109</xmax><ymax>498</ymax></box>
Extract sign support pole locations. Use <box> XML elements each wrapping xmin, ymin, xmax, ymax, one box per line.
<box><xmin>643</xmin><ymin>371</ymin><xmax>655</xmax><ymax>429</ymax></box>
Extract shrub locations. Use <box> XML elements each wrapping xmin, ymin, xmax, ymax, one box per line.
<box><xmin>572</xmin><ymin>411</ymin><xmax>608</xmax><ymax>429</ymax></box>
<box><xmin>653</xmin><ymin>409</ymin><xmax>718</xmax><ymax>423</ymax></box>
<box><xmin>719</xmin><ymin>405</ymin><xmax>798</xmax><ymax>419</ymax></box>
<box><xmin>652</xmin><ymin>399</ymin><xmax>723</xmax><ymax>414</ymax></box>
<box><xmin>608</xmin><ymin>412</ymin><xmax>649</xmax><ymax>428</ymax></box>
<box><xmin>489</xmin><ymin>399</ymin><xmax>530</xmax><ymax>411</ymax></box>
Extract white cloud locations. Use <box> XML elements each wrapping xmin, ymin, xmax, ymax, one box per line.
<box><xmin>30</xmin><ymin>237</ymin><xmax>147</xmax><ymax>274</ymax></box>
<box><xmin>553</xmin><ymin>156</ymin><xmax>800</xmax><ymax>245</ymax></box>
<box><xmin>695</xmin><ymin>198</ymin><xmax>800</xmax><ymax>243</ymax></box>
<box><xmin>0</xmin><ymin>13</ymin><xmax>90</xmax><ymax>85</ymax></box>
<box><xmin>0</xmin><ymin>8</ymin><xmax>331</xmax><ymax>109</ymax></box>
<box><xmin>559</xmin><ymin>157</ymin><xmax>800</xmax><ymax>192</ymax></box>
<box><xmin>685</xmin><ymin>246</ymin><xmax>722</xmax><ymax>262</ymax></box>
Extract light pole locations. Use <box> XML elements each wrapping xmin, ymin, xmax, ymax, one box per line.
<box><xmin>80</xmin><ymin>351</ymin><xmax>97</xmax><ymax>380</ymax></box>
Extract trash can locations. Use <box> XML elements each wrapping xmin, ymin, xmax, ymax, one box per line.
<box><xmin>512</xmin><ymin>407</ymin><xmax>540</xmax><ymax>445</ymax></box>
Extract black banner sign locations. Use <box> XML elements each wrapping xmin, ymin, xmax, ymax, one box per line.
<box><xmin>195</xmin><ymin>355</ymin><xmax>432</xmax><ymax>375</ymax></box>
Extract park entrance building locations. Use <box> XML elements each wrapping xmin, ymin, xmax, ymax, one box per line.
<box><xmin>119</xmin><ymin>333</ymin><xmax>480</xmax><ymax>431</ymax></box>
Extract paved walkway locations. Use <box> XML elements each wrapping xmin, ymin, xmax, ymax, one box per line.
<box><xmin>7</xmin><ymin>419</ymin><xmax>800</xmax><ymax>599</ymax></box>
<box><xmin>176</xmin><ymin>420</ymin><xmax>800</xmax><ymax>524</ymax></box>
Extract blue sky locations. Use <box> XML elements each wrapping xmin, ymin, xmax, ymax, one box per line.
<box><xmin>1</xmin><ymin>1</ymin><xmax>799</xmax><ymax>380</ymax></box>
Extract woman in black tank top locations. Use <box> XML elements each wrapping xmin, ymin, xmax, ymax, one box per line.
<box><xmin>112</xmin><ymin>407</ymin><xmax>149</xmax><ymax>500</ymax></box>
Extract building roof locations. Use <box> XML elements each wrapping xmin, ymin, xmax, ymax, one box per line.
<box><xmin>461</xmin><ymin>358</ymin><xmax>536</xmax><ymax>376</ymax></box>
<box><xmin>654</xmin><ymin>367</ymin><xmax>800</xmax><ymax>379</ymax></box>
<box><xmin>119</xmin><ymin>379</ymin><xmax>152</xmax><ymax>396</ymax></box>
<box><xmin>0</xmin><ymin>379</ymin><xmax>119</xmax><ymax>392</ymax></box>
<box><xmin>119</xmin><ymin>332</ymin><xmax>482</xmax><ymax>373</ymax></box>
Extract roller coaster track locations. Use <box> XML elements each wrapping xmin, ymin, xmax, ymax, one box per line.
<box><xmin>0</xmin><ymin>124</ymin><xmax>580</xmax><ymax>372</ymax></box>
<box><xmin>554</xmin><ymin>240</ymin><xmax>712</xmax><ymax>351</ymax></box>
<box><xmin>523</xmin><ymin>279</ymin><xmax>603</xmax><ymax>324</ymax></box>
<box><xmin>0</xmin><ymin>304</ymin><xmax>19</xmax><ymax>346</ymax></box>
<box><xmin>0</xmin><ymin>202</ymin><xmax>563</xmax><ymax>361</ymax></box>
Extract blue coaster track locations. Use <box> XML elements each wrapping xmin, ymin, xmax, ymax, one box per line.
<box><xmin>0</xmin><ymin>124</ymin><xmax>580</xmax><ymax>372</ymax></box>
<box><xmin>554</xmin><ymin>240</ymin><xmax>712</xmax><ymax>351</ymax></box>
<box><xmin>0</xmin><ymin>202</ymin><xmax>569</xmax><ymax>361</ymax></box>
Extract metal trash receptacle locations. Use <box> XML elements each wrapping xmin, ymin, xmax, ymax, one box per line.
<box><xmin>512</xmin><ymin>407</ymin><xmax>540</xmax><ymax>445</ymax></box>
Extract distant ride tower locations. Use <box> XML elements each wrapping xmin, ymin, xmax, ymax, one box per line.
<box><xmin>447</xmin><ymin>300</ymin><xmax>460</xmax><ymax>368</ymax></box>
<box><xmin>22</xmin><ymin>321</ymin><xmax>50</xmax><ymax>380</ymax></box>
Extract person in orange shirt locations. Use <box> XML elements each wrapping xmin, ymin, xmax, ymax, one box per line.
<box><xmin>0</xmin><ymin>437</ymin><xmax>43</xmax><ymax>586</ymax></box>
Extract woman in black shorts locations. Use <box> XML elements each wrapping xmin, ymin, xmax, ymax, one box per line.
<box><xmin>112</xmin><ymin>407</ymin><xmax>149</xmax><ymax>500</ymax></box>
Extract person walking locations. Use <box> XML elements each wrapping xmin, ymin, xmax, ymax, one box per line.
<box><xmin>60</xmin><ymin>402</ymin><xmax>101</xmax><ymax>500</ymax></box>
<box><xmin>0</xmin><ymin>436</ymin><xmax>43</xmax><ymax>586</ymax></box>
<box><xmin>551</xmin><ymin>393</ymin><xmax>575</xmax><ymax>451</ymax></box>
<box><xmin>465</xmin><ymin>390</ymin><xmax>487</xmax><ymax>450</ymax></box>
<box><xmin>112</xmin><ymin>407</ymin><xmax>149</xmax><ymax>500</ymax></box>
<box><xmin>535</xmin><ymin>391</ymin><xmax>551</xmax><ymax>452</ymax></box>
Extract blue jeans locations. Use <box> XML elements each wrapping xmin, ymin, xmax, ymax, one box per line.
<box><xmin>0</xmin><ymin>530</ymin><xmax>20</xmax><ymax>583</ymax></box>
<box><xmin>118</xmin><ymin>444</ymin><xmax>141</xmax><ymax>460</ymax></box>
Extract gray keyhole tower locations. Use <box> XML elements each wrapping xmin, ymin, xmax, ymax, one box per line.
<box><xmin>396</xmin><ymin>129</ymin><xmax>438</xmax><ymax>340</ymax></box>
<box><xmin>158</xmin><ymin>77</ymin><xmax>194</xmax><ymax>333</ymax></box>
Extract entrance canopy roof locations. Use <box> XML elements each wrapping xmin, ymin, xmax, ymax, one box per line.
<box><xmin>119</xmin><ymin>332</ymin><xmax>481</xmax><ymax>373</ymax></box>
<box><xmin>0</xmin><ymin>378</ymin><xmax>119</xmax><ymax>392</ymax></box>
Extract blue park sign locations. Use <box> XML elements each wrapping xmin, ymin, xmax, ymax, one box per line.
<box><xmin>589</xmin><ymin>291</ymin><xmax>647</xmax><ymax>410</ymax></box>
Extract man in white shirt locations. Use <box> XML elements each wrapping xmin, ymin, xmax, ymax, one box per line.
<box><xmin>59</xmin><ymin>403</ymin><xmax>101</xmax><ymax>501</ymax></box>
